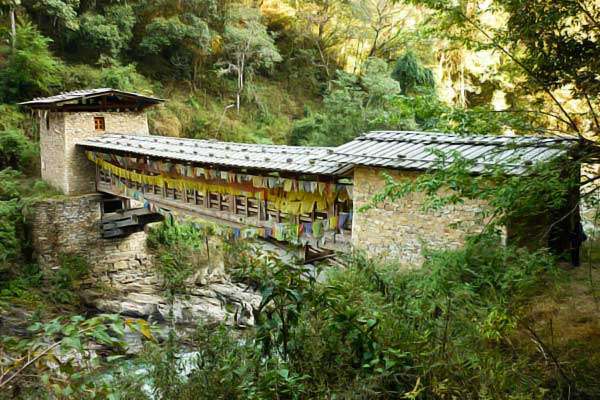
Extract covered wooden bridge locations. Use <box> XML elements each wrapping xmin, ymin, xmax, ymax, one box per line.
<box><xmin>19</xmin><ymin>88</ymin><xmax>579</xmax><ymax>263</ymax></box>
<box><xmin>77</xmin><ymin>134</ymin><xmax>354</xmax><ymax>251</ymax></box>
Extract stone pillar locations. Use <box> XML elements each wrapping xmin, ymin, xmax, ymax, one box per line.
<box><xmin>28</xmin><ymin>194</ymin><xmax>103</xmax><ymax>274</ymax></box>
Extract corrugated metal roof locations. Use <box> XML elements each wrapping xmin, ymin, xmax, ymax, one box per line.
<box><xmin>77</xmin><ymin>131</ymin><xmax>575</xmax><ymax>177</ymax></box>
<box><xmin>77</xmin><ymin>134</ymin><xmax>344</xmax><ymax>176</ymax></box>
<box><xmin>19</xmin><ymin>88</ymin><xmax>164</xmax><ymax>106</ymax></box>
<box><xmin>322</xmin><ymin>131</ymin><xmax>575</xmax><ymax>173</ymax></box>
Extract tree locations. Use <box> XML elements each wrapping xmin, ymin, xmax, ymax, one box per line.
<box><xmin>139</xmin><ymin>13</ymin><xmax>213</xmax><ymax>87</ymax></box>
<box><xmin>291</xmin><ymin>58</ymin><xmax>401</xmax><ymax>146</ymax></box>
<box><xmin>221</xmin><ymin>5</ymin><xmax>282</xmax><ymax>114</ymax></box>
<box><xmin>392</xmin><ymin>51</ymin><xmax>435</xmax><ymax>95</ymax></box>
<box><xmin>292</xmin><ymin>0</ymin><xmax>354</xmax><ymax>81</ymax></box>
<box><xmin>78</xmin><ymin>4</ymin><xmax>135</xmax><ymax>59</ymax></box>
<box><xmin>348</xmin><ymin>0</ymin><xmax>430</xmax><ymax>64</ymax></box>
<box><xmin>27</xmin><ymin>0</ymin><xmax>79</xmax><ymax>33</ymax></box>
<box><xmin>0</xmin><ymin>20</ymin><xmax>61</xmax><ymax>102</ymax></box>
<box><xmin>381</xmin><ymin>0</ymin><xmax>600</xmax><ymax>258</ymax></box>
<box><xmin>0</xmin><ymin>0</ymin><xmax>20</xmax><ymax>50</ymax></box>
<box><xmin>401</xmin><ymin>0</ymin><xmax>600</xmax><ymax>138</ymax></box>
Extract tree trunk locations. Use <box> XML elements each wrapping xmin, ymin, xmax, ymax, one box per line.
<box><xmin>236</xmin><ymin>55</ymin><xmax>245</xmax><ymax>116</ymax></box>
<box><xmin>10</xmin><ymin>4</ymin><xmax>16</xmax><ymax>51</ymax></box>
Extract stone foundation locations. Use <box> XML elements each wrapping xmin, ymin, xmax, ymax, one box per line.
<box><xmin>352</xmin><ymin>167</ymin><xmax>487</xmax><ymax>265</ymax></box>
<box><xmin>28</xmin><ymin>194</ymin><xmax>261</xmax><ymax>327</ymax></box>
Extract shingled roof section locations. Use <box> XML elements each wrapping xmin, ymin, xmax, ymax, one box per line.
<box><xmin>18</xmin><ymin>88</ymin><xmax>164</xmax><ymax>106</ymax></box>
<box><xmin>77</xmin><ymin>134</ymin><xmax>345</xmax><ymax>176</ymax></box>
<box><xmin>321</xmin><ymin>131</ymin><xmax>576</xmax><ymax>174</ymax></box>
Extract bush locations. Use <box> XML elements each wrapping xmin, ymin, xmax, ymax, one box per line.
<box><xmin>98</xmin><ymin>60</ymin><xmax>155</xmax><ymax>93</ymax></box>
<box><xmin>0</xmin><ymin>129</ymin><xmax>38</xmax><ymax>172</ymax></box>
<box><xmin>48</xmin><ymin>254</ymin><xmax>88</xmax><ymax>304</ymax></box>
<box><xmin>148</xmin><ymin>221</ymin><xmax>208</xmax><ymax>298</ymax></box>
<box><xmin>0</xmin><ymin>20</ymin><xmax>62</xmax><ymax>102</ymax></box>
<box><xmin>61</xmin><ymin>64</ymin><xmax>103</xmax><ymax>91</ymax></box>
<box><xmin>125</xmin><ymin>237</ymin><xmax>573</xmax><ymax>399</ymax></box>
<box><xmin>0</xmin><ymin>200</ymin><xmax>25</xmax><ymax>274</ymax></box>
<box><xmin>0</xmin><ymin>105</ymin><xmax>28</xmax><ymax>131</ymax></box>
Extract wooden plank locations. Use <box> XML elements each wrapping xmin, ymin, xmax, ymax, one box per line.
<box><xmin>103</xmin><ymin>219</ymin><xmax>138</xmax><ymax>230</ymax></box>
<box><xmin>103</xmin><ymin>228</ymin><xmax>126</xmax><ymax>238</ymax></box>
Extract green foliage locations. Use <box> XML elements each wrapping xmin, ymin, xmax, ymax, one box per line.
<box><xmin>97</xmin><ymin>60</ymin><xmax>154</xmax><ymax>93</ymax></box>
<box><xmin>0</xmin><ymin>313</ymin><xmax>153</xmax><ymax>399</ymax></box>
<box><xmin>0</xmin><ymin>166</ymin><xmax>29</xmax><ymax>274</ymax></box>
<box><xmin>128</xmin><ymin>238</ymin><xmax>579</xmax><ymax>398</ymax></box>
<box><xmin>148</xmin><ymin>221</ymin><xmax>208</xmax><ymax>298</ymax></box>
<box><xmin>61</xmin><ymin>61</ymin><xmax>154</xmax><ymax>94</ymax></box>
<box><xmin>0</xmin><ymin>20</ymin><xmax>62</xmax><ymax>102</ymax></box>
<box><xmin>29</xmin><ymin>0</ymin><xmax>79</xmax><ymax>30</ymax></box>
<box><xmin>291</xmin><ymin>58</ymin><xmax>401</xmax><ymax>146</ymax></box>
<box><xmin>0</xmin><ymin>168</ymin><xmax>22</xmax><ymax>200</ymax></box>
<box><xmin>48</xmin><ymin>253</ymin><xmax>88</xmax><ymax>304</ymax></box>
<box><xmin>222</xmin><ymin>5</ymin><xmax>282</xmax><ymax>73</ymax></box>
<box><xmin>392</xmin><ymin>51</ymin><xmax>435</xmax><ymax>95</ymax></box>
<box><xmin>497</xmin><ymin>0</ymin><xmax>600</xmax><ymax>99</ymax></box>
<box><xmin>140</xmin><ymin>14</ymin><xmax>212</xmax><ymax>81</ymax></box>
<box><xmin>0</xmin><ymin>129</ymin><xmax>38</xmax><ymax>172</ymax></box>
<box><xmin>78</xmin><ymin>4</ymin><xmax>135</xmax><ymax>59</ymax></box>
<box><xmin>0</xmin><ymin>105</ymin><xmax>27</xmax><ymax>131</ymax></box>
<box><xmin>220</xmin><ymin>4</ymin><xmax>282</xmax><ymax>112</ymax></box>
<box><xmin>0</xmin><ymin>199</ymin><xmax>24</xmax><ymax>272</ymax></box>
<box><xmin>368</xmin><ymin>150</ymin><xmax>577</xmax><ymax>242</ymax></box>
<box><xmin>0</xmin><ymin>263</ymin><xmax>41</xmax><ymax>299</ymax></box>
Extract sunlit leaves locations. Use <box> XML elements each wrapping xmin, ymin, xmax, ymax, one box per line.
<box><xmin>0</xmin><ymin>314</ymin><xmax>154</xmax><ymax>397</ymax></box>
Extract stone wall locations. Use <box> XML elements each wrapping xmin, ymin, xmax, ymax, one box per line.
<box><xmin>28</xmin><ymin>194</ymin><xmax>260</xmax><ymax>326</ymax></box>
<box><xmin>39</xmin><ymin>112</ymin><xmax>66</xmax><ymax>194</ymax></box>
<box><xmin>29</xmin><ymin>194</ymin><xmax>103</xmax><ymax>271</ymax></box>
<box><xmin>40</xmin><ymin>111</ymin><xmax>149</xmax><ymax>195</ymax></box>
<box><xmin>351</xmin><ymin>167</ymin><xmax>487</xmax><ymax>265</ymax></box>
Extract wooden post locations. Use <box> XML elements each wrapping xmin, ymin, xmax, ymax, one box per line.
<box><xmin>327</xmin><ymin>199</ymin><xmax>335</xmax><ymax>220</ymax></box>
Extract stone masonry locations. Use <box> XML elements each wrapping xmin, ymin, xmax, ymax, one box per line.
<box><xmin>351</xmin><ymin>167</ymin><xmax>487</xmax><ymax>265</ymax></box>
<box><xmin>40</xmin><ymin>111</ymin><xmax>149</xmax><ymax>195</ymax></box>
<box><xmin>28</xmin><ymin>194</ymin><xmax>261</xmax><ymax>327</ymax></box>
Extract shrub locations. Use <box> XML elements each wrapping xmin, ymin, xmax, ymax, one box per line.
<box><xmin>0</xmin><ymin>200</ymin><xmax>25</xmax><ymax>274</ymax></box>
<box><xmin>0</xmin><ymin>20</ymin><xmax>62</xmax><ymax>102</ymax></box>
<box><xmin>48</xmin><ymin>254</ymin><xmax>88</xmax><ymax>305</ymax></box>
<box><xmin>127</xmin><ymin>236</ymin><xmax>571</xmax><ymax>399</ymax></box>
<box><xmin>0</xmin><ymin>129</ymin><xmax>37</xmax><ymax>172</ymax></box>
<box><xmin>148</xmin><ymin>221</ymin><xmax>208</xmax><ymax>298</ymax></box>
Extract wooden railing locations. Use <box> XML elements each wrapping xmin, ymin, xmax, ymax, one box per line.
<box><xmin>96</xmin><ymin>167</ymin><xmax>352</xmax><ymax>233</ymax></box>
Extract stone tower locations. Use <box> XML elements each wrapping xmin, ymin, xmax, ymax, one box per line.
<box><xmin>20</xmin><ymin>89</ymin><xmax>163</xmax><ymax>195</ymax></box>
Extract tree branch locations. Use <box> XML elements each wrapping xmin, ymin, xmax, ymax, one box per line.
<box><xmin>457</xmin><ymin>11</ymin><xmax>581</xmax><ymax>136</ymax></box>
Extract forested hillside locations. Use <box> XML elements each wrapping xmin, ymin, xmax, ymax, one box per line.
<box><xmin>2</xmin><ymin>1</ymin><xmax>600</xmax><ymax>399</ymax></box>
<box><xmin>2</xmin><ymin>0</ymin><xmax>594</xmax><ymax>146</ymax></box>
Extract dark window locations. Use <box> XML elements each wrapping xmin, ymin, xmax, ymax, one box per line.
<box><xmin>45</xmin><ymin>113</ymin><xmax>50</xmax><ymax>130</ymax></box>
<box><xmin>94</xmin><ymin>117</ymin><xmax>105</xmax><ymax>131</ymax></box>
